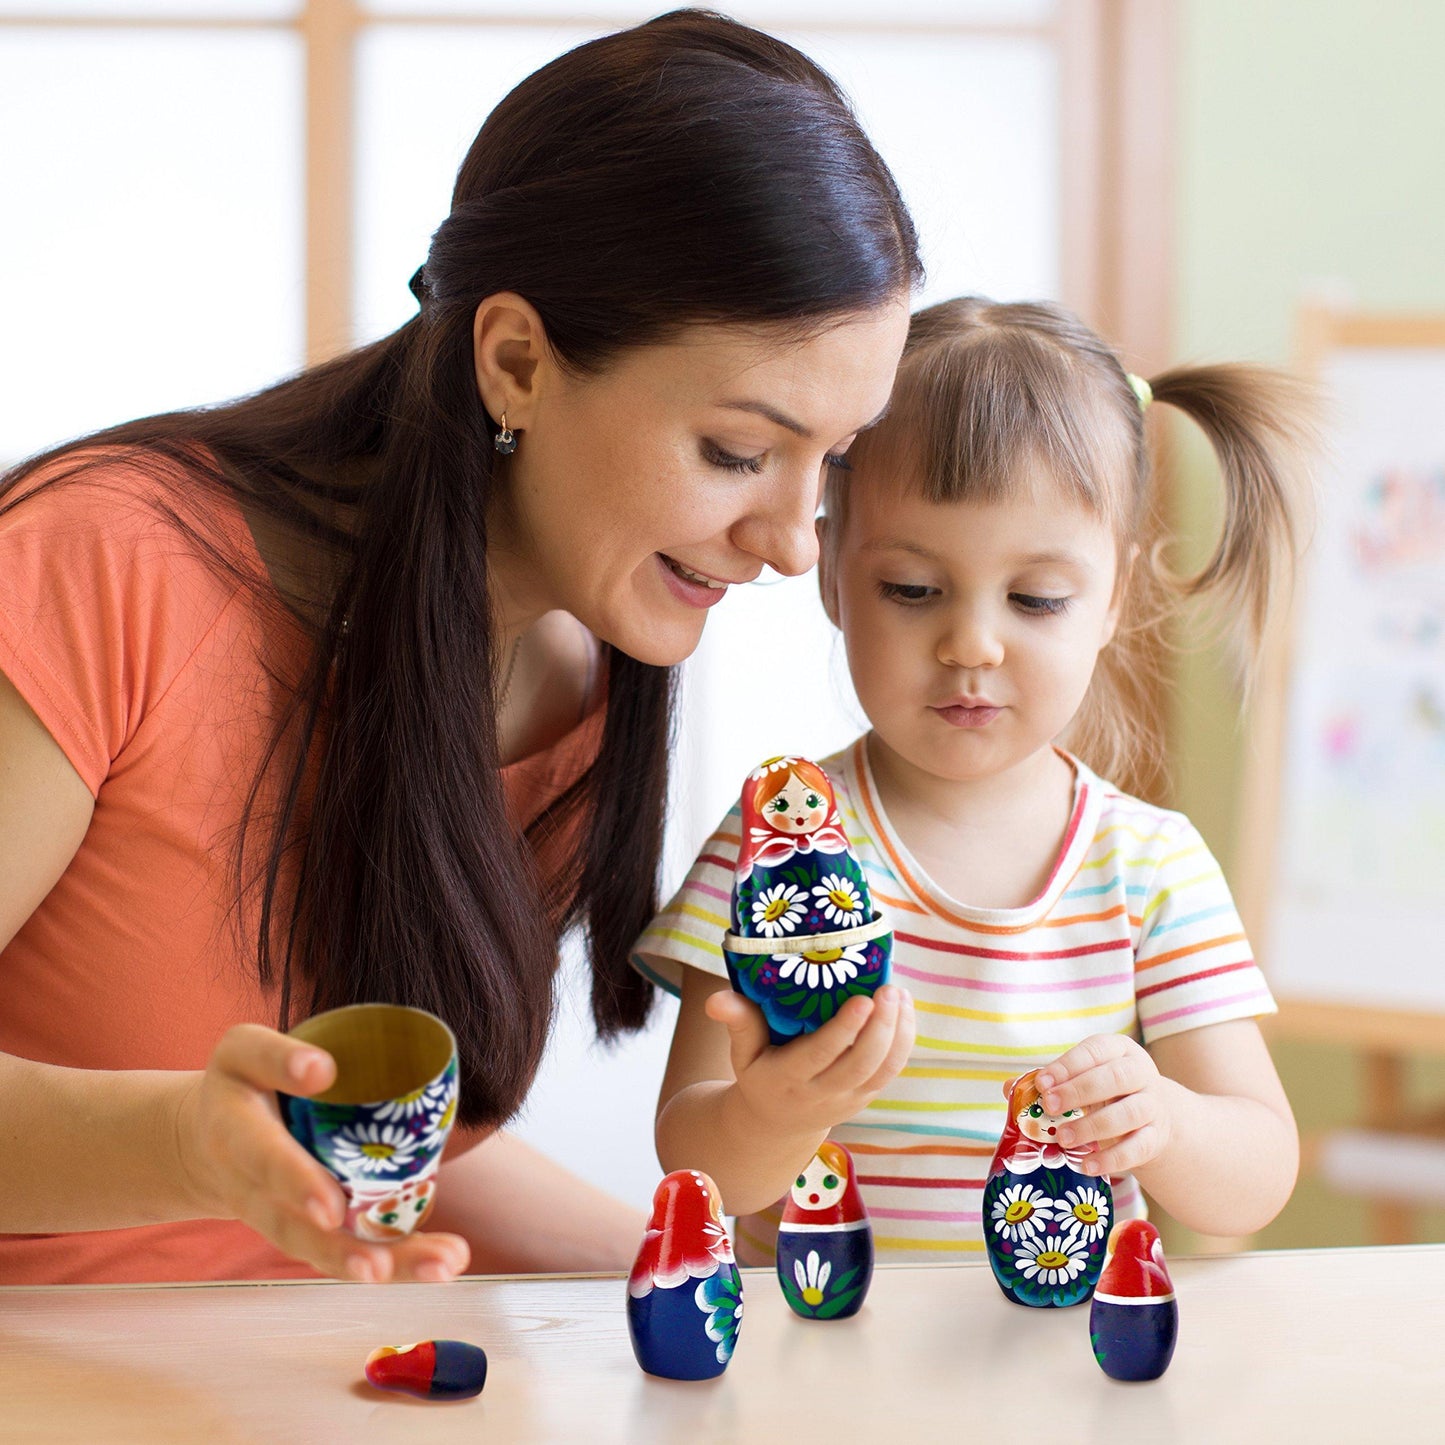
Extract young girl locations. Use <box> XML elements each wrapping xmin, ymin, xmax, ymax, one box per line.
<box><xmin>634</xmin><ymin>296</ymin><xmax>1310</xmax><ymax>1262</ymax></box>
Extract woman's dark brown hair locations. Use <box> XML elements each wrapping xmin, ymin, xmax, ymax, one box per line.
<box><xmin>1</xmin><ymin>10</ymin><xmax>921</xmax><ymax>1128</ymax></box>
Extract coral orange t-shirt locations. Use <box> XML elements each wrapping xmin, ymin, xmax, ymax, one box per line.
<box><xmin>0</xmin><ymin>455</ymin><xmax>604</xmax><ymax>1282</ymax></box>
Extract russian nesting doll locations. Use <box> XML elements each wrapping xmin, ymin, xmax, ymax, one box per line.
<box><xmin>776</xmin><ymin>1142</ymin><xmax>874</xmax><ymax>1321</ymax></box>
<box><xmin>982</xmin><ymin>1070</ymin><xmax>1113</xmax><ymax>1308</ymax></box>
<box><xmin>1089</xmin><ymin>1219</ymin><xmax>1178</xmax><ymax>1381</ymax></box>
<box><xmin>722</xmin><ymin>756</ymin><xmax>892</xmax><ymax>1045</ymax></box>
<box><xmin>626</xmin><ymin>1170</ymin><xmax>743</xmax><ymax>1380</ymax></box>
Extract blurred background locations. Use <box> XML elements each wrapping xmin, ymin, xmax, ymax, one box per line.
<box><xmin>2</xmin><ymin>0</ymin><xmax>1442</xmax><ymax>1251</ymax></box>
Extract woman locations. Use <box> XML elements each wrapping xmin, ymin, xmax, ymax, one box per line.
<box><xmin>0</xmin><ymin>10</ymin><xmax>919</xmax><ymax>1284</ymax></box>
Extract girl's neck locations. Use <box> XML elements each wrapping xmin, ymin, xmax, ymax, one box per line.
<box><xmin>864</xmin><ymin>733</ymin><xmax>1076</xmax><ymax>911</ymax></box>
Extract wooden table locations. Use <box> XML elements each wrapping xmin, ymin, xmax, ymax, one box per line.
<box><xmin>2</xmin><ymin>1247</ymin><xmax>1436</xmax><ymax>1442</ymax></box>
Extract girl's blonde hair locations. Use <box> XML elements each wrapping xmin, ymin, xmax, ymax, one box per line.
<box><xmin>827</xmin><ymin>296</ymin><xmax>1316</xmax><ymax>795</ymax></box>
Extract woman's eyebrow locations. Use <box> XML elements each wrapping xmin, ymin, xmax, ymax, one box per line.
<box><xmin>718</xmin><ymin>399</ymin><xmax>892</xmax><ymax>439</ymax></box>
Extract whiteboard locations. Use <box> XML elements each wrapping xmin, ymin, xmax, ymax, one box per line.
<box><xmin>1263</xmin><ymin>320</ymin><xmax>1445</xmax><ymax>1010</ymax></box>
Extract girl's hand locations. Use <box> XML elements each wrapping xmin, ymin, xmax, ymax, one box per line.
<box><xmin>1035</xmin><ymin>1035</ymin><xmax>1177</xmax><ymax>1177</ymax></box>
<box><xmin>705</xmin><ymin>984</ymin><xmax>914</xmax><ymax>1138</ymax></box>
<box><xmin>173</xmin><ymin>1024</ymin><xmax>471</xmax><ymax>1284</ymax></box>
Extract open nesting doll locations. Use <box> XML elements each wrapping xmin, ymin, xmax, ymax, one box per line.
<box><xmin>982</xmin><ymin>1069</ymin><xmax>1113</xmax><ymax>1308</ymax></box>
<box><xmin>626</xmin><ymin>1170</ymin><xmax>743</xmax><ymax>1381</ymax></box>
<box><xmin>722</xmin><ymin>757</ymin><xmax>892</xmax><ymax>1045</ymax></box>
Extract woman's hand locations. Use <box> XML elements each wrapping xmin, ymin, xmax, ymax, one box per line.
<box><xmin>705</xmin><ymin>984</ymin><xmax>915</xmax><ymax>1139</ymax></box>
<box><xmin>173</xmin><ymin>1024</ymin><xmax>470</xmax><ymax>1284</ymax></box>
<box><xmin>1034</xmin><ymin>1035</ymin><xmax>1178</xmax><ymax>1178</ymax></box>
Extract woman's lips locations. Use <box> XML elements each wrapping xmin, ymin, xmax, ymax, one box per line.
<box><xmin>657</xmin><ymin>553</ymin><xmax>730</xmax><ymax>609</ymax></box>
<box><xmin>931</xmin><ymin>703</ymin><xmax>1002</xmax><ymax>728</ymax></box>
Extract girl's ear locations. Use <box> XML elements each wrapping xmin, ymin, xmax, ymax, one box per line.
<box><xmin>1101</xmin><ymin>542</ymin><xmax>1140</xmax><ymax>648</ymax></box>
<box><xmin>816</xmin><ymin>515</ymin><xmax>842</xmax><ymax>628</ymax></box>
<box><xmin>472</xmin><ymin>291</ymin><xmax>550</xmax><ymax>428</ymax></box>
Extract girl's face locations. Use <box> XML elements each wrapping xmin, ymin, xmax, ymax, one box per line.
<box><xmin>491</xmin><ymin>300</ymin><xmax>908</xmax><ymax>667</ymax></box>
<box><xmin>763</xmin><ymin>775</ymin><xmax>829</xmax><ymax>834</ymax></box>
<box><xmin>821</xmin><ymin>462</ymin><xmax>1122</xmax><ymax>790</ymax></box>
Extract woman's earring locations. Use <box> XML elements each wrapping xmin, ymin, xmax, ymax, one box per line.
<box><xmin>494</xmin><ymin>412</ymin><xmax>518</xmax><ymax>456</ymax></box>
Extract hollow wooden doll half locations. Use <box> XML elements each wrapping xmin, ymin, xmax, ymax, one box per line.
<box><xmin>982</xmin><ymin>1069</ymin><xmax>1113</xmax><ymax>1308</ymax></box>
<box><xmin>626</xmin><ymin>1170</ymin><xmax>743</xmax><ymax>1380</ymax></box>
<box><xmin>722</xmin><ymin>756</ymin><xmax>892</xmax><ymax>1045</ymax></box>
<box><xmin>776</xmin><ymin>1142</ymin><xmax>874</xmax><ymax>1320</ymax></box>
<box><xmin>1089</xmin><ymin>1219</ymin><xmax>1178</xmax><ymax>1381</ymax></box>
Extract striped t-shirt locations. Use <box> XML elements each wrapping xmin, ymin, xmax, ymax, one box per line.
<box><xmin>631</xmin><ymin>736</ymin><xmax>1275</xmax><ymax>1263</ymax></box>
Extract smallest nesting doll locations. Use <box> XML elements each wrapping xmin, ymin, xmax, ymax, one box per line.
<box><xmin>627</xmin><ymin>1170</ymin><xmax>743</xmax><ymax>1381</ymax></box>
<box><xmin>1089</xmin><ymin>1219</ymin><xmax>1178</xmax><ymax>1381</ymax></box>
<box><xmin>776</xmin><ymin>1142</ymin><xmax>874</xmax><ymax>1320</ymax></box>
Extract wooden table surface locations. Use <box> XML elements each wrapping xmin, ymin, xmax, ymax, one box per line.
<box><xmin>1</xmin><ymin>1246</ymin><xmax>1436</xmax><ymax>1443</ymax></box>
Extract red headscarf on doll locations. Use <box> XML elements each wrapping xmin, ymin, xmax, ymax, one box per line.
<box><xmin>735</xmin><ymin>757</ymin><xmax>851</xmax><ymax>884</ymax></box>
<box><xmin>627</xmin><ymin>1169</ymin><xmax>735</xmax><ymax>1298</ymax></box>
<box><xmin>988</xmin><ymin>1070</ymin><xmax>1096</xmax><ymax>1178</ymax></box>
<box><xmin>780</xmin><ymin>1142</ymin><xmax>868</xmax><ymax>1229</ymax></box>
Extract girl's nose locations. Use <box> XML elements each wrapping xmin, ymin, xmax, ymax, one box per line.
<box><xmin>938</xmin><ymin>610</ymin><xmax>1005</xmax><ymax>670</ymax></box>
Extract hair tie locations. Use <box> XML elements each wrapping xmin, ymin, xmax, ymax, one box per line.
<box><xmin>1127</xmin><ymin>373</ymin><xmax>1153</xmax><ymax>411</ymax></box>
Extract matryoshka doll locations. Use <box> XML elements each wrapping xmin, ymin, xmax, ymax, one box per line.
<box><xmin>722</xmin><ymin>757</ymin><xmax>892</xmax><ymax>1045</ymax></box>
<box><xmin>1089</xmin><ymin>1219</ymin><xmax>1178</xmax><ymax>1381</ymax></box>
<box><xmin>982</xmin><ymin>1069</ymin><xmax>1113</xmax><ymax>1308</ymax></box>
<box><xmin>776</xmin><ymin>1142</ymin><xmax>873</xmax><ymax>1320</ymax></box>
<box><xmin>626</xmin><ymin>1170</ymin><xmax>743</xmax><ymax>1380</ymax></box>
<box><xmin>350</xmin><ymin>1168</ymin><xmax>438</xmax><ymax>1242</ymax></box>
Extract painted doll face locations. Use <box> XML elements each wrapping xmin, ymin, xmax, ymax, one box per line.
<box><xmin>764</xmin><ymin>775</ymin><xmax>829</xmax><ymax>835</ymax></box>
<box><xmin>791</xmin><ymin>1153</ymin><xmax>846</xmax><ymax>1211</ymax></box>
<box><xmin>1016</xmin><ymin>1097</ymin><xmax>1085</xmax><ymax>1142</ymax></box>
<box><xmin>353</xmin><ymin>1175</ymin><xmax>437</xmax><ymax>1241</ymax></box>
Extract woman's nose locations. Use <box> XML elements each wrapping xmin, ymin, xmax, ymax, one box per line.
<box><xmin>939</xmin><ymin>610</ymin><xmax>1005</xmax><ymax>670</ymax></box>
<box><xmin>730</xmin><ymin>471</ymin><xmax>822</xmax><ymax>577</ymax></box>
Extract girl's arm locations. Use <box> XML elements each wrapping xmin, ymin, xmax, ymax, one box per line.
<box><xmin>424</xmin><ymin>1130</ymin><xmax>646</xmax><ymax>1273</ymax></box>
<box><xmin>0</xmin><ymin>672</ymin><xmax>467</xmax><ymax>1283</ymax></box>
<box><xmin>655</xmin><ymin>965</ymin><xmax>915</xmax><ymax>1217</ymax></box>
<box><xmin>1035</xmin><ymin>1019</ymin><xmax>1299</xmax><ymax>1237</ymax></box>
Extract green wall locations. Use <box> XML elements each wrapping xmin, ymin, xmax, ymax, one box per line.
<box><xmin>1167</xmin><ymin>0</ymin><xmax>1445</xmax><ymax>1250</ymax></box>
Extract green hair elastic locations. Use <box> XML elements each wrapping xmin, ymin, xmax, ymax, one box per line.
<box><xmin>1127</xmin><ymin>372</ymin><xmax>1153</xmax><ymax>411</ymax></box>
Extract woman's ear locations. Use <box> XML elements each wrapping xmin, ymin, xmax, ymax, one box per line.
<box><xmin>472</xmin><ymin>292</ymin><xmax>550</xmax><ymax>429</ymax></box>
<box><xmin>816</xmin><ymin>515</ymin><xmax>842</xmax><ymax>628</ymax></box>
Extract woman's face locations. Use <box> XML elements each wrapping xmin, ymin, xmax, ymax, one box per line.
<box><xmin>491</xmin><ymin>299</ymin><xmax>909</xmax><ymax>666</ymax></box>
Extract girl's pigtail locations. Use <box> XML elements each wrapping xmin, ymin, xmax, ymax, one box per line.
<box><xmin>1146</xmin><ymin>364</ymin><xmax>1318</xmax><ymax>665</ymax></box>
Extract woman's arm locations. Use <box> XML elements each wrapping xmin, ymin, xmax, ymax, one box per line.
<box><xmin>654</xmin><ymin>965</ymin><xmax>915</xmax><ymax>1217</ymax></box>
<box><xmin>0</xmin><ymin>673</ymin><xmax>467</xmax><ymax>1282</ymax></box>
<box><xmin>1035</xmin><ymin>1019</ymin><xmax>1299</xmax><ymax>1237</ymax></box>
<box><xmin>425</xmin><ymin>1130</ymin><xmax>646</xmax><ymax>1273</ymax></box>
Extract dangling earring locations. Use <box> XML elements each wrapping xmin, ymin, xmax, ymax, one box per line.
<box><xmin>494</xmin><ymin>411</ymin><xmax>518</xmax><ymax>456</ymax></box>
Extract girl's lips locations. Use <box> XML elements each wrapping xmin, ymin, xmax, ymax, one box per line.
<box><xmin>657</xmin><ymin>553</ymin><xmax>729</xmax><ymax>609</ymax></box>
<box><xmin>931</xmin><ymin>703</ymin><xmax>1001</xmax><ymax>729</ymax></box>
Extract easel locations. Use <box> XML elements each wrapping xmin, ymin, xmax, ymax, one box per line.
<box><xmin>1236</xmin><ymin>306</ymin><xmax>1445</xmax><ymax>1244</ymax></box>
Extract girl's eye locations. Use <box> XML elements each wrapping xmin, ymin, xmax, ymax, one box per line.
<box><xmin>823</xmin><ymin>452</ymin><xmax>852</xmax><ymax>473</ymax></box>
<box><xmin>805</xmin><ymin>794</ymin><xmax>822</xmax><ymax>809</ymax></box>
<box><xmin>702</xmin><ymin>440</ymin><xmax>766</xmax><ymax>475</ymax></box>
<box><xmin>1027</xmin><ymin>1102</ymin><xmax>1044</xmax><ymax>1118</ymax></box>
<box><xmin>877</xmin><ymin>581</ymin><xmax>936</xmax><ymax>604</ymax></box>
<box><xmin>1011</xmin><ymin>592</ymin><xmax>1071</xmax><ymax>616</ymax></box>
<box><xmin>823</xmin><ymin>1174</ymin><xmax>839</xmax><ymax>1190</ymax></box>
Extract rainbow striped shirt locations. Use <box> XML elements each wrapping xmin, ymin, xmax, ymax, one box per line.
<box><xmin>631</xmin><ymin>737</ymin><xmax>1275</xmax><ymax>1262</ymax></box>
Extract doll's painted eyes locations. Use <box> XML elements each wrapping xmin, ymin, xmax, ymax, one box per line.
<box><xmin>1027</xmin><ymin>1102</ymin><xmax>1044</xmax><ymax>1118</ymax></box>
<box><xmin>1063</xmin><ymin>1109</ymin><xmax>1081</xmax><ymax>1119</ymax></box>
<box><xmin>379</xmin><ymin>1211</ymin><xmax>400</xmax><ymax>1226</ymax></box>
<box><xmin>796</xmin><ymin>1176</ymin><xmax>807</xmax><ymax>1189</ymax></box>
<box><xmin>805</xmin><ymin>794</ymin><xmax>822</xmax><ymax>809</ymax></box>
<box><xmin>823</xmin><ymin>1174</ymin><xmax>839</xmax><ymax>1190</ymax></box>
<box><xmin>771</xmin><ymin>798</ymin><xmax>790</xmax><ymax>813</ymax></box>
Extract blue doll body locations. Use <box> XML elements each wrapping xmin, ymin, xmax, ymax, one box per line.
<box><xmin>775</xmin><ymin>1143</ymin><xmax>874</xmax><ymax>1321</ymax></box>
<box><xmin>722</xmin><ymin>757</ymin><xmax>892</xmax><ymax>1044</ymax></box>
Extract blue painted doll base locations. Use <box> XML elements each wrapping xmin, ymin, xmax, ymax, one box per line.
<box><xmin>981</xmin><ymin>1163</ymin><xmax>1112</xmax><ymax>1309</ymax></box>
<box><xmin>776</xmin><ymin>1228</ymin><xmax>874</xmax><ymax>1320</ymax></box>
<box><xmin>627</xmin><ymin>1267</ymin><xmax>743</xmax><ymax>1381</ymax></box>
<box><xmin>724</xmin><ymin>912</ymin><xmax>892</xmax><ymax>1047</ymax></box>
<box><xmin>1089</xmin><ymin>1298</ymin><xmax>1178</xmax><ymax>1380</ymax></box>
